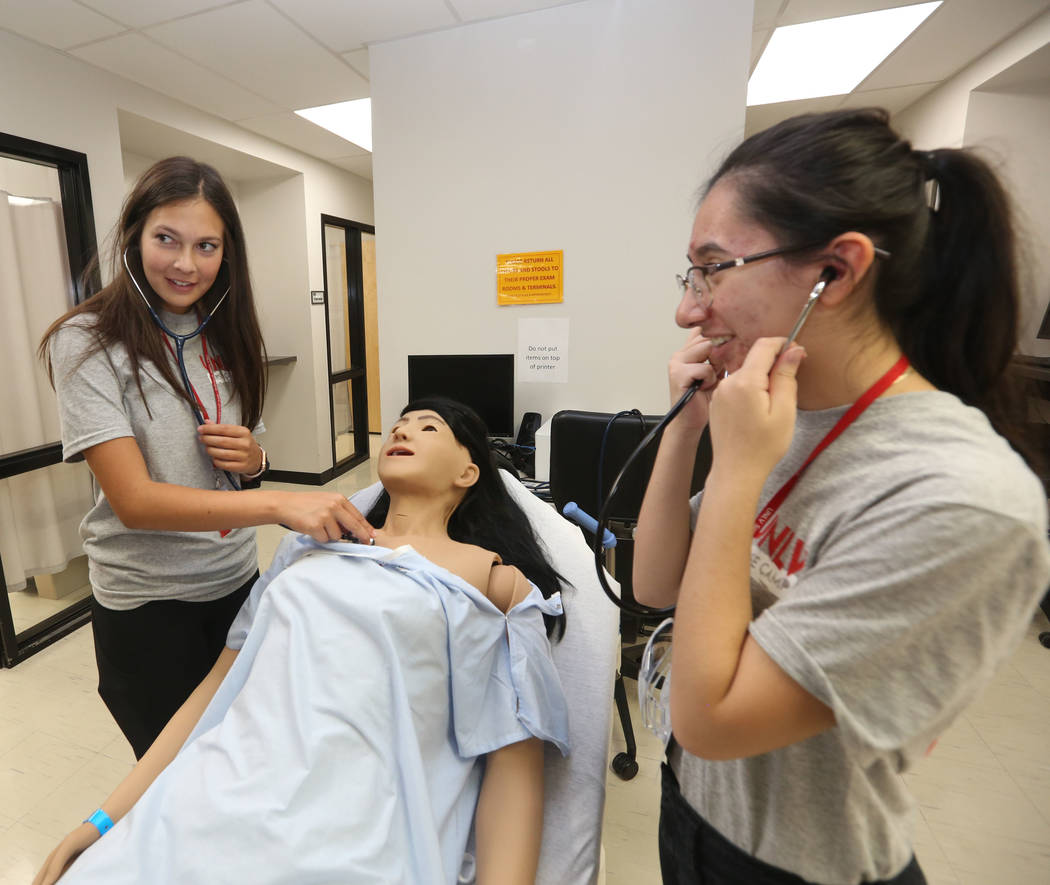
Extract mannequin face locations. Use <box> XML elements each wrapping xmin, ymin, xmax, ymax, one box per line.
<box><xmin>138</xmin><ymin>198</ymin><xmax>225</xmax><ymax>314</ymax></box>
<box><xmin>379</xmin><ymin>411</ymin><xmax>478</xmax><ymax>493</ymax></box>
<box><xmin>676</xmin><ymin>180</ymin><xmax>820</xmax><ymax>375</ymax></box>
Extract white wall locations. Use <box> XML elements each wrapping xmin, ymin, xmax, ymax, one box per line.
<box><xmin>893</xmin><ymin>11</ymin><xmax>1050</xmax><ymax>358</ymax></box>
<box><xmin>0</xmin><ymin>158</ymin><xmax>62</xmax><ymax>201</ymax></box>
<box><xmin>894</xmin><ymin>10</ymin><xmax>1050</xmax><ymax>148</ymax></box>
<box><xmin>965</xmin><ymin>89</ymin><xmax>1050</xmax><ymax>357</ymax></box>
<box><xmin>0</xmin><ymin>28</ymin><xmax>374</xmax><ymax>474</ymax></box>
<box><xmin>237</xmin><ymin>174</ymin><xmax>315</xmax><ymax>463</ymax></box>
<box><xmin>120</xmin><ymin>151</ymin><xmax>155</xmax><ymax>197</ymax></box>
<box><xmin>370</xmin><ymin>0</ymin><xmax>752</xmax><ymax>431</ymax></box>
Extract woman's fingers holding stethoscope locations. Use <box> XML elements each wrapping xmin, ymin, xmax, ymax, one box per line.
<box><xmin>708</xmin><ymin>337</ymin><xmax>805</xmax><ymax>473</ymax></box>
<box><xmin>334</xmin><ymin>497</ymin><xmax>375</xmax><ymax>543</ymax></box>
<box><xmin>280</xmin><ymin>492</ymin><xmax>375</xmax><ymax>544</ymax></box>
<box><xmin>671</xmin><ymin>329</ymin><xmax>719</xmax><ymax>391</ymax></box>
<box><xmin>677</xmin><ymin>326</ymin><xmax>715</xmax><ymax>360</ymax></box>
<box><xmin>197</xmin><ymin>423</ymin><xmax>260</xmax><ymax>473</ymax></box>
<box><xmin>197</xmin><ymin>422</ymin><xmax>252</xmax><ymax>449</ymax></box>
<box><xmin>667</xmin><ymin>330</ymin><xmax>720</xmax><ymax>431</ymax></box>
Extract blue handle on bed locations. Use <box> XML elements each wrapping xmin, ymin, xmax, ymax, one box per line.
<box><xmin>562</xmin><ymin>502</ymin><xmax>617</xmax><ymax>549</ymax></box>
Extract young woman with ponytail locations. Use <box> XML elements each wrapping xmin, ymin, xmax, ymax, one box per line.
<box><xmin>633</xmin><ymin>108</ymin><xmax>1050</xmax><ymax>884</ymax></box>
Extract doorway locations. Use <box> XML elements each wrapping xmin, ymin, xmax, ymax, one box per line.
<box><xmin>320</xmin><ymin>215</ymin><xmax>378</xmax><ymax>476</ymax></box>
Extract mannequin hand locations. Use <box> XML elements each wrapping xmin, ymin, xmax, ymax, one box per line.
<box><xmin>279</xmin><ymin>492</ymin><xmax>375</xmax><ymax>544</ymax></box>
<box><xmin>708</xmin><ymin>338</ymin><xmax>805</xmax><ymax>479</ymax></box>
<box><xmin>196</xmin><ymin>422</ymin><xmax>262</xmax><ymax>475</ymax></box>
<box><xmin>33</xmin><ymin>823</ymin><xmax>99</xmax><ymax>885</ymax></box>
<box><xmin>668</xmin><ymin>328</ymin><xmax>721</xmax><ymax>432</ymax></box>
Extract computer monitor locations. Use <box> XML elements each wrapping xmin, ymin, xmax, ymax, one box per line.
<box><xmin>407</xmin><ymin>354</ymin><xmax>515</xmax><ymax>437</ymax></box>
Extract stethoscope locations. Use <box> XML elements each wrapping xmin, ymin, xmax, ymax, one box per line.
<box><xmin>122</xmin><ymin>246</ymin><xmax>240</xmax><ymax>490</ymax></box>
<box><xmin>579</xmin><ymin>270</ymin><xmax>835</xmax><ymax>617</ymax></box>
<box><xmin>582</xmin><ymin>386</ymin><xmax>697</xmax><ymax>617</ymax></box>
<box><xmin>578</xmin><ymin>270</ymin><xmax>835</xmax><ymax>747</ymax></box>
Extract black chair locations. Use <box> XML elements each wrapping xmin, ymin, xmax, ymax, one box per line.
<box><xmin>549</xmin><ymin>409</ymin><xmax>711</xmax><ymax>779</ymax></box>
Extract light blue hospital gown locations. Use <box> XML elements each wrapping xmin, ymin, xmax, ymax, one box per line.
<box><xmin>63</xmin><ymin>537</ymin><xmax>570</xmax><ymax>884</ymax></box>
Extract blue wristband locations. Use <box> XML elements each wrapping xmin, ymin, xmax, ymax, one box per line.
<box><xmin>84</xmin><ymin>808</ymin><xmax>114</xmax><ymax>836</ymax></box>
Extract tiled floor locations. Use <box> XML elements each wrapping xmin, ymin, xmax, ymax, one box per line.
<box><xmin>3</xmin><ymin>443</ymin><xmax>1050</xmax><ymax>883</ymax></box>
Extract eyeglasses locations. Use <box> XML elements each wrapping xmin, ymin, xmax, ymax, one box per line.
<box><xmin>676</xmin><ymin>242</ymin><xmax>891</xmax><ymax>308</ymax></box>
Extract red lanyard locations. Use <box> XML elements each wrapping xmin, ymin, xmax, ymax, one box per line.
<box><xmin>162</xmin><ymin>332</ymin><xmax>222</xmax><ymax>424</ymax></box>
<box><xmin>754</xmin><ymin>355</ymin><xmax>909</xmax><ymax>535</ymax></box>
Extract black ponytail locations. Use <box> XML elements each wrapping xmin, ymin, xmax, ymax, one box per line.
<box><xmin>908</xmin><ymin>149</ymin><xmax>1025</xmax><ymax>450</ymax></box>
<box><xmin>707</xmin><ymin>108</ymin><xmax>1035</xmax><ymax>466</ymax></box>
<box><xmin>366</xmin><ymin>397</ymin><xmax>566</xmax><ymax>639</ymax></box>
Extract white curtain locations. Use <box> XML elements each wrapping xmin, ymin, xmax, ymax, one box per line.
<box><xmin>0</xmin><ymin>191</ymin><xmax>95</xmax><ymax>591</ymax></box>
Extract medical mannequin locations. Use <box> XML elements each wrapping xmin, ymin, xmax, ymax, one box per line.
<box><xmin>34</xmin><ymin>397</ymin><xmax>567</xmax><ymax>885</ymax></box>
<box><xmin>633</xmin><ymin>108</ymin><xmax>1049</xmax><ymax>884</ymax></box>
<box><xmin>39</xmin><ymin>157</ymin><xmax>373</xmax><ymax>760</ymax></box>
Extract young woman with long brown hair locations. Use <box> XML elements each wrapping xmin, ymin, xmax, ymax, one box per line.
<box><xmin>40</xmin><ymin>157</ymin><xmax>373</xmax><ymax>760</ymax></box>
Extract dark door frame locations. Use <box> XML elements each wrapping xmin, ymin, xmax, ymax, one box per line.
<box><xmin>319</xmin><ymin>214</ymin><xmax>374</xmax><ymax>477</ymax></box>
<box><xmin>0</xmin><ymin>131</ymin><xmax>99</xmax><ymax>667</ymax></box>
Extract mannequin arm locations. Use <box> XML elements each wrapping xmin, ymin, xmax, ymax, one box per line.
<box><xmin>33</xmin><ymin>647</ymin><xmax>239</xmax><ymax>884</ymax></box>
<box><xmin>474</xmin><ymin>737</ymin><xmax>545</xmax><ymax>884</ymax></box>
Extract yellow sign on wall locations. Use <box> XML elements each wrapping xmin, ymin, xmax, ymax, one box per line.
<box><xmin>497</xmin><ymin>250</ymin><xmax>563</xmax><ymax>305</ymax></box>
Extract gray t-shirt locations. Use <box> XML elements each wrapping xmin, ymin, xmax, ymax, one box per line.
<box><xmin>50</xmin><ymin>312</ymin><xmax>260</xmax><ymax>610</ymax></box>
<box><xmin>674</xmin><ymin>391</ymin><xmax>1050</xmax><ymax>884</ymax></box>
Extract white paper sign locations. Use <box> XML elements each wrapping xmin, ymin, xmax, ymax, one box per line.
<box><xmin>517</xmin><ymin>318</ymin><xmax>569</xmax><ymax>383</ymax></box>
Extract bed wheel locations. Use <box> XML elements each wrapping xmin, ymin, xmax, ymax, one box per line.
<box><xmin>1039</xmin><ymin>631</ymin><xmax>1050</xmax><ymax>649</ymax></box>
<box><xmin>611</xmin><ymin>752</ymin><xmax>639</xmax><ymax>780</ymax></box>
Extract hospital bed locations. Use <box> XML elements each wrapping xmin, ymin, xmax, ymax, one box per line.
<box><xmin>349</xmin><ymin>470</ymin><xmax>621</xmax><ymax>884</ymax></box>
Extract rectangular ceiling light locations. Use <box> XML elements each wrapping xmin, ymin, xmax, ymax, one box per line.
<box><xmin>747</xmin><ymin>2</ymin><xmax>941</xmax><ymax>106</ymax></box>
<box><xmin>295</xmin><ymin>98</ymin><xmax>372</xmax><ymax>152</ymax></box>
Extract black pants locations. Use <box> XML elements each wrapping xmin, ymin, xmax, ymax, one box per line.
<box><xmin>90</xmin><ymin>573</ymin><xmax>257</xmax><ymax>759</ymax></box>
<box><xmin>658</xmin><ymin>763</ymin><xmax>927</xmax><ymax>885</ymax></box>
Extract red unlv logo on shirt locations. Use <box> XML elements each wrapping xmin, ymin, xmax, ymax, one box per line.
<box><xmin>751</xmin><ymin>513</ymin><xmax>808</xmax><ymax>601</ymax></box>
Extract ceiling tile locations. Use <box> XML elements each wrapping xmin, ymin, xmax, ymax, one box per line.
<box><xmin>341</xmin><ymin>48</ymin><xmax>370</xmax><ymax>80</ymax></box>
<box><xmin>841</xmin><ymin>81</ymin><xmax>940</xmax><ymax>114</ymax></box>
<box><xmin>744</xmin><ymin>93</ymin><xmax>844</xmax><ymax>135</ymax></box>
<box><xmin>118</xmin><ymin>110</ymin><xmax>297</xmax><ymax>182</ymax></box>
<box><xmin>145</xmin><ymin>0</ymin><xmax>369</xmax><ymax>109</ymax></box>
<box><xmin>72</xmin><ymin>31</ymin><xmax>283</xmax><ymax>119</ymax></box>
<box><xmin>236</xmin><ymin>112</ymin><xmax>371</xmax><ymax>159</ymax></box>
<box><xmin>742</xmin><ymin>82</ymin><xmax>943</xmax><ymax>137</ymax></box>
<box><xmin>862</xmin><ymin>0</ymin><xmax>1050</xmax><ymax>90</ymax></box>
<box><xmin>751</xmin><ymin>28</ymin><xmax>772</xmax><ymax>72</ymax></box>
<box><xmin>0</xmin><ymin>0</ymin><xmax>125</xmax><ymax>49</ymax></box>
<box><xmin>449</xmin><ymin>0</ymin><xmax>583</xmax><ymax>20</ymax></box>
<box><xmin>79</xmin><ymin>0</ymin><xmax>230</xmax><ymax>29</ymax></box>
<box><xmin>753</xmin><ymin>0</ymin><xmax>786</xmax><ymax>30</ymax></box>
<box><xmin>778</xmin><ymin>0</ymin><xmax>925</xmax><ymax>26</ymax></box>
<box><xmin>978</xmin><ymin>42</ymin><xmax>1050</xmax><ymax>94</ymax></box>
<box><xmin>268</xmin><ymin>0</ymin><xmax>455</xmax><ymax>52</ymax></box>
<box><xmin>329</xmin><ymin>154</ymin><xmax>373</xmax><ymax>181</ymax></box>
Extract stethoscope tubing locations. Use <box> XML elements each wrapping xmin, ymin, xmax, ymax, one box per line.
<box><xmin>122</xmin><ymin>247</ymin><xmax>240</xmax><ymax>491</ymax></box>
<box><xmin>595</xmin><ymin>273</ymin><xmax>832</xmax><ymax>616</ymax></box>
<box><xmin>591</xmin><ymin>382</ymin><xmax>697</xmax><ymax>617</ymax></box>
